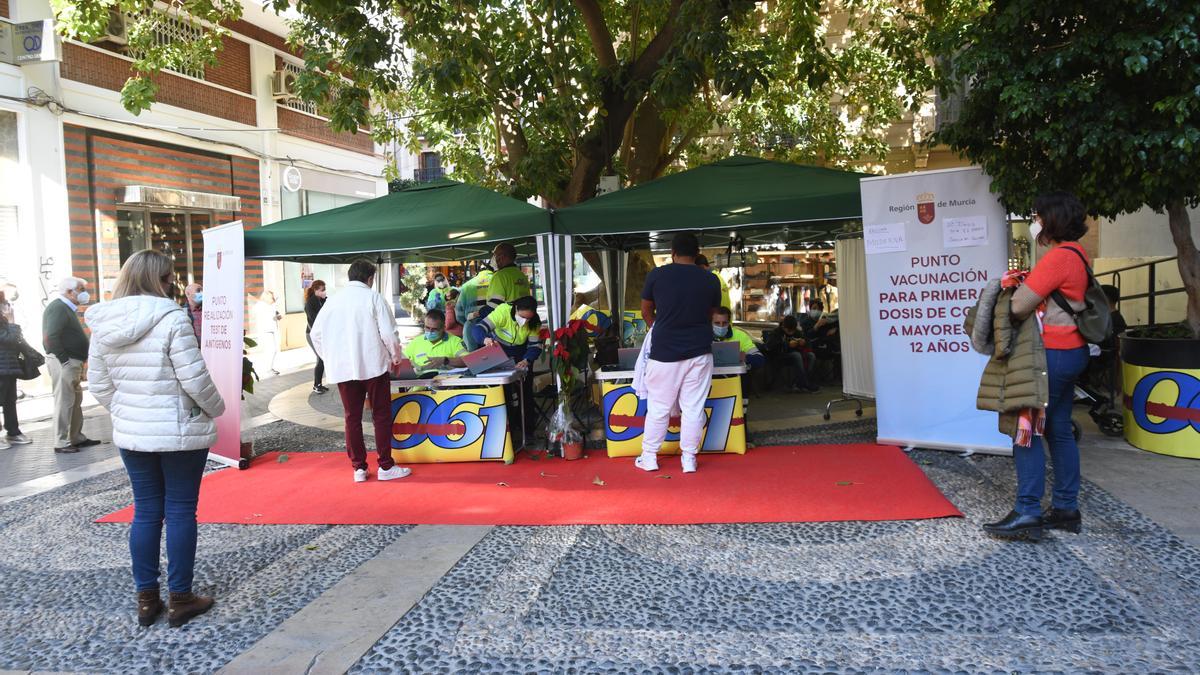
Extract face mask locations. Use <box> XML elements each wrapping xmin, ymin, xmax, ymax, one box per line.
<box><xmin>809</xmin><ymin>310</ymin><xmax>822</xmax><ymax>319</ymax></box>
<box><xmin>712</xmin><ymin>325</ymin><xmax>729</xmax><ymax>338</ymax></box>
<box><xmin>194</xmin><ymin>292</ymin><xmax>204</xmax><ymax>304</ymax></box>
<box><xmin>1029</xmin><ymin>222</ymin><xmax>1043</xmax><ymax>244</ymax></box>
<box><xmin>424</xmin><ymin>330</ymin><xmax>441</xmax><ymax>341</ymax></box>
<box><xmin>515</xmin><ymin>314</ymin><xmax>528</xmax><ymax>327</ymax></box>
<box><xmin>436</xmin><ymin>281</ymin><xmax>447</xmax><ymax>289</ymax></box>
<box><xmin>75</xmin><ymin>291</ymin><xmax>90</xmax><ymax>305</ymax></box>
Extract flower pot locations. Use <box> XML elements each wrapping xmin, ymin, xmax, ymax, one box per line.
<box><xmin>562</xmin><ymin>441</ymin><xmax>584</xmax><ymax>461</ymax></box>
<box><xmin>1121</xmin><ymin>332</ymin><xmax>1200</xmax><ymax>459</ymax></box>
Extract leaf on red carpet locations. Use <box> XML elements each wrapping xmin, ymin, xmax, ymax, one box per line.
<box><xmin>539</xmin><ymin>471</ymin><xmax>557</xmax><ymax>478</ymax></box>
<box><xmin>277</xmin><ymin>454</ymin><xmax>289</xmax><ymax>463</ymax></box>
<box><xmin>592</xmin><ymin>475</ymin><xmax>606</xmax><ymax>486</ymax></box>
<box><xmin>497</xmin><ymin>482</ymin><xmax>509</xmax><ymax>487</ymax></box>
<box><xmin>657</xmin><ymin>475</ymin><xmax>672</xmax><ymax>479</ymax></box>
<box><xmin>835</xmin><ymin>481</ymin><xmax>857</xmax><ymax>486</ymax></box>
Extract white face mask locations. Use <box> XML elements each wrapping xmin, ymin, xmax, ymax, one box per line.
<box><xmin>515</xmin><ymin>314</ymin><xmax>528</xmax><ymax>327</ymax></box>
<box><xmin>75</xmin><ymin>291</ymin><xmax>90</xmax><ymax>305</ymax></box>
<box><xmin>436</xmin><ymin>281</ymin><xmax>447</xmax><ymax>289</ymax></box>
<box><xmin>1029</xmin><ymin>221</ymin><xmax>1043</xmax><ymax>244</ymax></box>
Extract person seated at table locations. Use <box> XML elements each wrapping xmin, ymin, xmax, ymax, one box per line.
<box><xmin>711</xmin><ymin>306</ymin><xmax>764</xmax><ymax>369</ymax></box>
<box><xmin>469</xmin><ymin>295</ymin><xmax>542</xmax><ymax>434</ymax></box>
<box><xmin>405</xmin><ymin>309</ymin><xmax>467</xmax><ymax>371</ymax></box>
<box><xmin>764</xmin><ymin>315</ymin><xmax>819</xmax><ymax>393</ymax></box>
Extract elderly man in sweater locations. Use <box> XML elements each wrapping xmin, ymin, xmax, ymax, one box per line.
<box><xmin>43</xmin><ymin>276</ymin><xmax>101</xmax><ymax>453</ymax></box>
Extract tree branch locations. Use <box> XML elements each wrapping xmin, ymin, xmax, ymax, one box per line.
<box><xmin>573</xmin><ymin>0</ymin><xmax>618</xmax><ymax>69</ymax></box>
<box><xmin>631</xmin><ymin>0</ymin><xmax>685</xmax><ymax>83</ymax></box>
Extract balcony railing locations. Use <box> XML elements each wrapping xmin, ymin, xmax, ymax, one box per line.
<box><xmin>414</xmin><ymin>167</ymin><xmax>445</xmax><ymax>182</ymax></box>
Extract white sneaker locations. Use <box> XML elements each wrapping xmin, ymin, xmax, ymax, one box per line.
<box><xmin>353</xmin><ymin>469</ymin><xmax>368</xmax><ymax>483</ymax></box>
<box><xmin>6</xmin><ymin>434</ymin><xmax>32</xmax><ymax>445</ymax></box>
<box><xmin>681</xmin><ymin>454</ymin><xmax>698</xmax><ymax>473</ymax></box>
<box><xmin>378</xmin><ymin>466</ymin><xmax>412</xmax><ymax>481</ymax></box>
<box><xmin>634</xmin><ymin>454</ymin><xmax>659</xmax><ymax>472</ymax></box>
<box><xmin>0</xmin><ymin>438</ymin><xmax>9</xmax><ymax>450</ymax></box>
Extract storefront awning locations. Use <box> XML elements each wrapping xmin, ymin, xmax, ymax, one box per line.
<box><xmin>121</xmin><ymin>185</ymin><xmax>241</xmax><ymax>212</ymax></box>
<box><xmin>244</xmin><ymin>179</ymin><xmax>552</xmax><ymax>263</ymax></box>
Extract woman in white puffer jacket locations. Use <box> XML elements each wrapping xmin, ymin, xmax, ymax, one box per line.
<box><xmin>86</xmin><ymin>249</ymin><xmax>224</xmax><ymax>629</ymax></box>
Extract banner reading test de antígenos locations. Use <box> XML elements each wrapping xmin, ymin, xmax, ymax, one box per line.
<box><xmin>200</xmin><ymin>221</ymin><xmax>246</xmax><ymax>467</ymax></box>
<box><xmin>860</xmin><ymin>167</ymin><xmax>1012</xmax><ymax>455</ymax></box>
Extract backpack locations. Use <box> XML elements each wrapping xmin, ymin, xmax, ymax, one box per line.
<box><xmin>1049</xmin><ymin>245</ymin><xmax>1113</xmax><ymax>344</ymax></box>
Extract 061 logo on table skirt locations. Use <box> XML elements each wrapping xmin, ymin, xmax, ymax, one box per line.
<box><xmin>390</xmin><ymin>387</ymin><xmax>513</xmax><ymax>463</ymax></box>
<box><xmin>601</xmin><ymin>376</ymin><xmax>746</xmax><ymax>457</ymax></box>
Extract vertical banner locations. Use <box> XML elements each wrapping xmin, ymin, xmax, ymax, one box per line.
<box><xmin>860</xmin><ymin>168</ymin><xmax>1012</xmax><ymax>454</ymax></box>
<box><xmin>200</xmin><ymin>221</ymin><xmax>245</xmax><ymax>467</ymax></box>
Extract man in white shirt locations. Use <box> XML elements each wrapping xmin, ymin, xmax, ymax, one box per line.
<box><xmin>310</xmin><ymin>260</ymin><xmax>412</xmax><ymax>483</ymax></box>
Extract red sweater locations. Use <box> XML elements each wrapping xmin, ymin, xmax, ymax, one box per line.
<box><xmin>1023</xmin><ymin>242</ymin><xmax>1089</xmax><ymax>349</ymax></box>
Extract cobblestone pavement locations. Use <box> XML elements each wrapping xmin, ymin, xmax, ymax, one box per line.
<box><xmin>352</xmin><ymin>423</ymin><xmax>1200</xmax><ymax>673</ymax></box>
<box><xmin>1</xmin><ymin>417</ymin><xmax>1198</xmax><ymax>673</ymax></box>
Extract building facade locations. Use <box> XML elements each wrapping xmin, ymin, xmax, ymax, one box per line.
<box><xmin>0</xmin><ymin>0</ymin><xmax>409</xmax><ymax>370</ymax></box>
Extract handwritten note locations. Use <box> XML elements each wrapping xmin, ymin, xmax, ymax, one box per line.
<box><xmin>943</xmin><ymin>216</ymin><xmax>988</xmax><ymax>249</ymax></box>
<box><xmin>864</xmin><ymin>222</ymin><xmax>907</xmax><ymax>255</ymax></box>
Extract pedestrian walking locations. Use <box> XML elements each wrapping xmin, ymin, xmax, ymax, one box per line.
<box><xmin>85</xmin><ymin>249</ymin><xmax>225</xmax><ymax>628</ymax></box>
<box><xmin>635</xmin><ymin>232</ymin><xmax>721</xmax><ymax>474</ymax></box>
<box><xmin>0</xmin><ymin>290</ymin><xmax>35</xmax><ymax>448</ymax></box>
<box><xmin>309</xmin><ymin>259</ymin><xmax>412</xmax><ymax>484</ymax></box>
<box><xmin>42</xmin><ymin>277</ymin><xmax>100</xmax><ymax>453</ymax></box>
<box><xmin>304</xmin><ymin>280</ymin><xmax>328</xmax><ymax>393</ymax></box>
<box><xmin>983</xmin><ymin>191</ymin><xmax>1093</xmax><ymax>540</ymax></box>
<box><xmin>251</xmin><ymin>290</ymin><xmax>282</xmax><ymax>375</ymax></box>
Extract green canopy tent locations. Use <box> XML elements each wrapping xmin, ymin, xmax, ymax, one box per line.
<box><xmin>555</xmin><ymin>155</ymin><xmax>870</xmax><ymax>252</ymax></box>
<box><xmin>245</xmin><ymin>179</ymin><xmax>552</xmax><ymax>263</ymax></box>
<box><xmin>552</xmin><ymin>155</ymin><xmax>871</xmax><ymax>325</ymax></box>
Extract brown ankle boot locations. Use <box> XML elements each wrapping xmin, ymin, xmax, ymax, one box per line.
<box><xmin>167</xmin><ymin>591</ymin><xmax>214</xmax><ymax>628</ymax></box>
<box><xmin>136</xmin><ymin>589</ymin><xmax>162</xmax><ymax>627</ymax></box>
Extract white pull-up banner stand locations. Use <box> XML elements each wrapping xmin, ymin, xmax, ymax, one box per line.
<box><xmin>859</xmin><ymin>167</ymin><xmax>1012</xmax><ymax>455</ymax></box>
<box><xmin>200</xmin><ymin>221</ymin><xmax>246</xmax><ymax>468</ymax></box>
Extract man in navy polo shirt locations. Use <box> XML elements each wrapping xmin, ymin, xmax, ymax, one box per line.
<box><xmin>637</xmin><ymin>232</ymin><xmax>720</xmax><ymax>474</ymax></box>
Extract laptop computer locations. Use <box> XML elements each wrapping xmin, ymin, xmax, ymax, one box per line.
<box><xmin>462</xmin><ymin>343</ymin><xmax>518</xmax><ymax>375</ymax></box>
<box><xmin>711</xmin><ymin>341</ymin><xmax>741</xmax><ymax>367</ymax></box>
<box><xmin>389</xmin><ymin>359</ymin><xmax>439</xmax><ymax>380</ymax></box>
<box><xmin>599</xmin><ymin>347</ymin><xmax>641</xmax><ymax>372</ymax></box>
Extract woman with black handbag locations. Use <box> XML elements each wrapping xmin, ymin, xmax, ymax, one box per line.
<box><xmin>0</xmin><ymin>290</ymin><xmax>38</xmax><ymax>449</ymax></box>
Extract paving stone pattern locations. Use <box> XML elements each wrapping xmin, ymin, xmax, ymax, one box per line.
<box><xmin>352</xmin><ymin>427</ymin><xmax>1200</xmax><ymax>673</ymax></box>
<box><xmin>0</xmin><ymin>466</ymin><xmax>410</xmax><ymax>673</ymax></box>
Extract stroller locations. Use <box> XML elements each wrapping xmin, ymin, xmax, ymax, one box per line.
<box><xmin>1072</xmin><ymin>343</ymin><xmax>1124</xmax><ymax>438</ymax></box>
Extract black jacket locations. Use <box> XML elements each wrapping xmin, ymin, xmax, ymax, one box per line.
<box><xmin>0</xmin><ymin>322</ymin><xmax>31</xmax><ymax>377</ymax></box>
<box><xmin>42</xmin><ymin>298</ymin><xmax>89</xmax><ymax>362</ymax></box>
<box><xmin>304</xmin><ymin>294</ymin><xmax>326</xmax><ymax>332</ymax></box>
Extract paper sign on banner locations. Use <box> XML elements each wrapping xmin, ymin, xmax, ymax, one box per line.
<box><xmin>943</xmin><ymin>216</ymin><xmax>989</xmax><ymax>249</ymax></box>
<box><xmin>864</xmin><ymin>222</ymin><xmax>907</xmax><ymax>255</ymax></box>
<box><xmin>200</xmin><ymin>222</ymin><xmax>245</xmax><ymax>468</ymax></box>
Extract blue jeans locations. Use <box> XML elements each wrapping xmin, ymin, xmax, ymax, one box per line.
<box><xmin>120</xmin><ymin>449</ymin><xmax>209</xmax><ymax>593</ymax></box>
<box><xmin>1012</xmin><ymin>347</ymin><xmax>1089</xmax><ymax>516</ymax></box>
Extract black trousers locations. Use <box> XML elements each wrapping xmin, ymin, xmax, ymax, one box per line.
<box><xmin>306</xmin><ymin>333</ymin><xmax>325</xmax><ymax>387</ymax></box>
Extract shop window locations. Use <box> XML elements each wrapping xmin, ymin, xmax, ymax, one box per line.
<box><xmin>278</xmin><ymin>187</ymin><xmax>365</xmax><ymax>313</ymax></box>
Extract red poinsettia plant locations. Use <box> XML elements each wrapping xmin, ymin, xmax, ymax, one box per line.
<box><xmin>551</xmin><ymin>318</ymin><xmax>593</xmax><ymax>392</ymax></box>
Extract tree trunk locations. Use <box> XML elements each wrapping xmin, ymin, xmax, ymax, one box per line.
<box><xmin>1167</xmin><ymin>199</ymin><xmax>1200</xmax><ymax>337</ymax></box>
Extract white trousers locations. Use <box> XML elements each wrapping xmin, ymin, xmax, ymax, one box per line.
<box><xmin>641</xmin><ymin>354</ymin><xmax>713</xmax><ymax>458</ymax></box>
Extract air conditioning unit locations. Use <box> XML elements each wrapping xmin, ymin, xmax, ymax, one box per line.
<box><xmin>271</xmin><ymin>70</ymin><xmax>300</xmax><ymax>99</ymax></box>
<box><xmin>102</xmin><ymin>7</ymin><xmax>128</xmax><ymax>45</ymax></box>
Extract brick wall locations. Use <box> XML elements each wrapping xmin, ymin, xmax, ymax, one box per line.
<box><xmin>278</xmin><ymin>107</ymin><xmax>375</xmax><ymax>155</ymax></box>
<box><xmin>60</xmin><ymin>43</ymin><xmax>256</xmax><ymax>126</ymax></box>
<box><xmin>63</xmin><ymin>125</ymin><xmax>263</xmax><ymax>317</ymax></box>
<box><xmin>0</xmin><ymin>0</ymin><xmax>8</xmax><ymax>19</ymax></box>
<box><xmin>225</xmin><ymin>18</ymin><xmax>292</xmax><ymax>55</ymax></box>
<box><xmin>203</xmin><ymin>36</ymin><xmax>252</xmax><ymax>94</ymax></box>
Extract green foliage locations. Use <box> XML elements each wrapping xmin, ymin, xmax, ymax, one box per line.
<box><xmin>52</xmin><ymin>0</ymin><xmax>243</xmax><ymax>114</ymax></box>
<box><xmin>398</xmin><ymin>263</ymin><xmax>427</xmax><ymax>321</ymax></box>
<box><xmin>935</xmin><ymin>0</ymin><xmax>1200</xmax><ymax>217</ymax></box>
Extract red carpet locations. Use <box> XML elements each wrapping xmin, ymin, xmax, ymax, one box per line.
<box><xmin>97</xmin><ymin>444</ymin><xmax>960</xmax><ymax>526</ymax></box>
